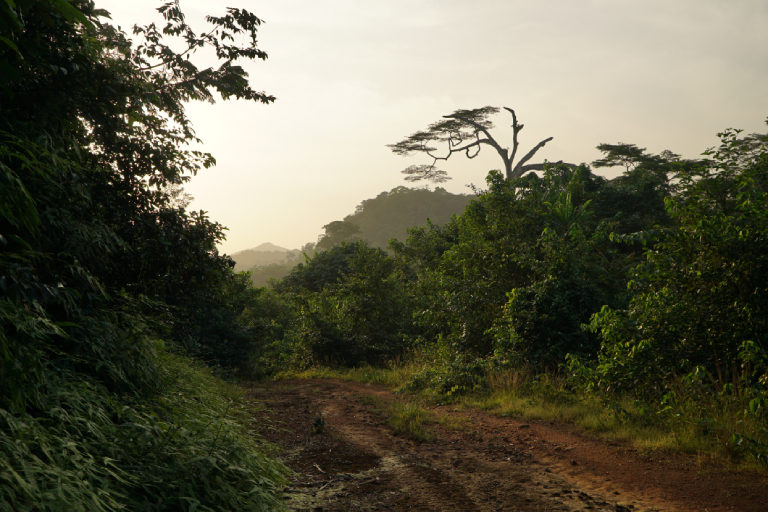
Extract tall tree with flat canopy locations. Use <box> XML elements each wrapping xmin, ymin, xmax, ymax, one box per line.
<box><xmin>389</xmin><ymin>106</ymin><xmax>567</xmax><ymax>182</ymax></box>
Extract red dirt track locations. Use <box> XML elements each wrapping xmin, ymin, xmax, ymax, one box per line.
<box><xmin>248</xmin><ymin>378</ymin><xmax>767</xmax><ymax>511</ymax></box>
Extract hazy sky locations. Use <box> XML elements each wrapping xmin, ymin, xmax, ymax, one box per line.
<box><xmin>99</xmin><ymin>0</ymin><xmax>768</xmax><ymax>253</ymax></box>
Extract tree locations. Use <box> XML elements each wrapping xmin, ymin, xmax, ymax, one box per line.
<box><xmin>589</xmin><ymin>122</ymin><xmax>768</xmax><ymax>394</ymax></box>
<box><xmin>0</xmin><ymin>1</ymin><xmax>288</xmax><ymax>509</ymax></box>
<box><xmin>388</xmin><ymin>106</ymin><xmax>569</xmax><ymax>182</ymax></box>
<box><xmin>590</xmin><ymin>143</ymin><xmax>677</xmax><ymax>236</ymax></box>
<box><xmin>592</xmin><ymin>143</ymin><xmax>671</xmax><ymax>172</ymax></box>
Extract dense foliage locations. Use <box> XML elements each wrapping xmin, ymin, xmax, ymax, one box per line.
<box><xmin>273</xmin><ymin>242</ymin><xmax>411</xmax><ymax>366</ymax></box>
<box><xmin>1</xmin><ymin>0</ymin><xmax>286</xmax><ymax>509</ymax></box>
<box><xmin>6</xmin><ymin>0</ymin><xmax>766</xmax><ymax>489</ymax></box>
<box><xmin>589</xmin><ymin>128</ymin><xmax>768</xmax><ymax>393</ymax></box>
<box><xmin>249</xmin><ymin>120</ymin><xmax>768</xmax><ymax>464</ymax></box>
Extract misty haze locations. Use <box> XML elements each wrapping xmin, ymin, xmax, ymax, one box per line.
<box><xmin>2</xmin><ymin>1</ymin><xmax>767</xmax><ymax>511</ymax></box>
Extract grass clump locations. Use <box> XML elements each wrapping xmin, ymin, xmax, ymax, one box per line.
<box><xmin>387</xmin><ymin>401</ymin><xmax>436</xmax><ymax>442</ymax></box>
<box><xmin>359</xmin><ymin>391</ymin><xmax>471</xmax><ymax>442</ymax></box>
<box><xmin>360</xmin><ymin>395</ymin><xmax>434</xmax><ymax>442</ymax></box>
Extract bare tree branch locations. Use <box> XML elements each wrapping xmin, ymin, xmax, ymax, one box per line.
<box><xmin>389</xmin><ymin>105</ymin><xmax>570</xmax><ymax>182</ymax></box>
<box><xmin>511</xmin><ymin>136</ymin><xmax>554</xmax><ymax>178</ymax></box>
<box><xmin>445</xmin><ymin>111</ymin><xmax>508</xmax><ymax>164</ymax></box>
<box><xmin>503</xmin><ymin>107</ymin><xmax>522</xmax><ymax>166</ymax></box>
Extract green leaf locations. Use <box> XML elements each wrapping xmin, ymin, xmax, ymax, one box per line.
<box><xmin>50</xmin><ymin>0</ymin><xmax>93</xmax><ymax>29</ymax></box>
<box><xmin>0</xmin><ymin>35</ymin><xmax>20</xmax><ymax>57</ymax></box>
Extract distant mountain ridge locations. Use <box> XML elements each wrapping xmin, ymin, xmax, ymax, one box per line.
<box><xmin>243</xmin><ymin>242</ymin><xmax>290</xmax><ymax>253</ymax></box>
<box><xmin>232</xmin><ymin>186</ymin><xmax>474</xmax><ymax>284</ymax></box>
<box><xmin>230</xmin><ymin>243</ymin><xmax>300</xmax><ymax>272</ymax></box>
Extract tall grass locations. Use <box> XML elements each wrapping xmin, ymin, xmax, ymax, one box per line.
<box><xmin>0</xmin><ymin>351</ymin><xmax>288</xmax><ymax>512</ymax></box>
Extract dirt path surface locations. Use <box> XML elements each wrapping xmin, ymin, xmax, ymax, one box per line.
<box><xmin>248</xmin><ymin>379</ymin><xmax>767</xmax><ymax>512</ymax></box>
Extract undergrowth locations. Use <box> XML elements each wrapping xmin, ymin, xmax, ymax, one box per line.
<box><xmin>355</xmin><ymin>387</ymin><xmax>470</xmax><ymax>442</ymax></box>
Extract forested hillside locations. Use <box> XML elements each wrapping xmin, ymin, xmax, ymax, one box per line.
<box><xmin>314</xmin><ymin>186</ymin><xmax>473</xmax><ymax>250</ymax></box>
<box><xmin>232</xmin><ymin>243</ymin><xmax>301</xmax><ymax>272</ymax></box>
<box><xmin>0</xmin><ymin>1</ymin><xmax>286</xmax><ymax>509</ymax></box>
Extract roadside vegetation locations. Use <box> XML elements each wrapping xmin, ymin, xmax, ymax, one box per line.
<box><xmin>238</xmin><ymin>187</ymin><xmax>472</xmax><ymax>286</ymax></box>
<box><xmin>1</xmin><ymin>1</ymin><xmax>287</xmax><ymax>510</ymax></box>
<box><xmin>284</xmin><ymin>352</ymin><xmax>768</xmax><ymax>468</ymax></box>
<box><xmin>257</xmin><ymin>120</ymin><xmax>768</xmax><ymax>470</ymax></box>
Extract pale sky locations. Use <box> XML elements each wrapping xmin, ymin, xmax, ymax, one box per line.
<box><xmin>99</xmin><ymin>0</ymin><xmax>768</xmax><ymax>253</ymax></box>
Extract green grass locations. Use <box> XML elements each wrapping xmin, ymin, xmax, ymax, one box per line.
<box><xmin>387</xmin><ymin>401</ymin><xmax>436</xmax><ymax>441</ymax></box>
<box><xmin>477</xmin><ymin>369</ymin><xmax>698</xmax><ymax>453</ymax></box>
<box><xmin>276</xmin><ymin>354</ymin><xmax>430</xmax><ymax>390</ymax></box>
<box><xmin>280</xmin><ymin>360</ymin><xmax>768</xmax><ymax>470</ymax></box>
<box><xmin>359</xmin><ymin>392</ymin><xmax>471</xmax><ymax>442</ymax></box>
<box><xmin>465</xmin><ymin>386</ymin><xmax>690</xmax><ymax>452</ymax></box>
<box><xmin>360</xmin><ymin>394</ymin><xmax>435</xmax><ymax>441</ymax></box>
<box><xmin>469</xmin><ymin>368</ymin><xmax>767</xmax><ymax>466</ymax></box>
<box><xmin>0</xmin><ymin>351</ymin><xmax>289</xmax><ymax>512</ymax></box>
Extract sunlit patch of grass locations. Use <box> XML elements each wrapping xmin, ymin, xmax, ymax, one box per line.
<box><xmin>363</xmin><ymin>393</ymin><xmax>472</xmax><ymax>438</ymax></box>
<box><xmin>359</xmin><ymin>394</ymin><xmax>434</xmax><ymax>441</ymax></box>
<box><xmin>464</xmin><ymin>367</ymin><xmax>768</xmax><ymax>467</ymax></box>
<box><xmin>434</xmin><ymin>411</ymin><xmax>472</xmax><ymax>431</ymax></box>
<box><xmin>467</xmin><ymin>368</ymin><xmax>688</xmax><ymax>451</ymax></box>
<box><xmin>277</xmin><ymin>365</ymin><xmax>404</xmax><ymax>387</ymax></box>
<box><xmin>387</xmin><ymin>401</ymin><xmax>435</xmax><ymax>441</ymax></box>
<box><xmin>275</xmin><ymin>352</ymin><xmax>429</xmax><ymax>391</ymax></box>
<box><xmin>466</xmin><ymin>390</ymin><xmax>603</xmax><ymax>427</ymax></box>
<box><xmin>468</xmin><ymin>369</ymin><xmax>603</xmax><ymax>426</ymax></box>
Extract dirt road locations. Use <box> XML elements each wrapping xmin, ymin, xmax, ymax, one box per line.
<box><xmin>248</xmin><ymin>379</ymin><xmax>767</xmax><ymax>512</ymax></box>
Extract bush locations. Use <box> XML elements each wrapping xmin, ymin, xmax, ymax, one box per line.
<box><xmin>285</xmin><ymin>242</ymin><xmax>411</xmax><ymax>366</ymax></box>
